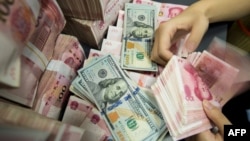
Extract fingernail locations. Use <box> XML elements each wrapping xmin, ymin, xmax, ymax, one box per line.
<box><xmin>203</xmin><ymin>100</ymin><xmax>213</xmax><ymax>110</ymax></box>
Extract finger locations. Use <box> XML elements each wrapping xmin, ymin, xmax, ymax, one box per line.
<box><xmin>151</xmin><ymin>40</ymin><xmax>167</xmax><ymax>65</ymax></box>
<box><xmin>203</xmin><ymin>100</ymin><xmax>232</xmax><ymax>136</ymax></box>
<box><xmin>151</xmin><ymin>28</ymin><xmax>169</xmax><ymax>65</ymax></box>
<box><xmin>171</xmin><ymin>29</ymin><xmax>189</xmax><ymax>43</ymax></box>
<box><xmin>157</xmin><ymin>23</ymin><xmax>175</xmax><ymax>61</ymax></box>
<box><xmin>185</xmin><ymin>19</ymin><xmax>209</xmax><ymax>52</ymax></box>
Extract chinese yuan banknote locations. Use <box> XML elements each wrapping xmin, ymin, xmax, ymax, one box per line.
<box><xmin>0</xmin><ymin>101</ymin><xmax>85</xmax><ymax>141</ymax></box>
<box><xmin>0</xmin><ymin>0</ymin><xmax>40</xmax><ymax>87</ymax></box>
<box><xmin>116</xmin><ymin>10</ymin><xmax>125</xmax><ymax>28</ymax></box>
<box><xmin>0</xmin><ymin>124</ymin><xmax>50</xmax><ymax>141</ymax></box>
<box><xmin>206</xmin><ymin>38</ymin><xmax>250</xmax><ymax>102</ymax></box>
<box><xmin>33</xmin><ymin>34</ymin><xmax>85</xmax><ymax>119</ymax></box>
<box><xmin>193</xmin><ymin>50</ymin><xmax>239</xmax><ymax>106</ymax></box>
<box><xmin>0</xmin><ymin>0</ymin><xmax>66</xmax><ymax>107</ymax></box>
<box><xmin>101</xmin><ymin>39</ymin><xmax>122</xmax><ymax>57</ymax></box>
<box><xmin>151</xmin><ymin>56</ymin><xmax>218</xmax><ymax>141</ymax></box>
<box><xmin>80</xmin><ymin>107</ymin><xmax>113</xmax><ymax>141</ymax></box>
<box><xmin>62</xmin><ymin>95</ymin><xmax>113</xmax><ymax>141</ymax></box>
<box><xmin>106</xmin><ymin>25</ymin><xmax>123</xmax><ymax>42</ymax></box>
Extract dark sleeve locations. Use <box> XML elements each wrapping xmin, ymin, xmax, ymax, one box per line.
<box><xmin>223</xmin><ymin>89</ymin><xmax>250</xmax><ymax>126</ymax></box>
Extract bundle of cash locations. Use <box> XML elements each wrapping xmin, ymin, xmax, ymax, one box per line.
<box><xmin>0</xmin><ymin>0</ymin><xmax>40</xmax><ymax>87</ymax></box>
<box><xmin>188</xmin><ymin>50</ymin><xmax>240</xmax><ymax>106</ymax></box>
<box><xmin>33</xmin><ymin>34</ymin><xmax>85</xmax><ymax>119</ymax></box>
<box><xmin>0</xmin><ymin>101</ymin><xmax>85</xmax><ymax>141</ymax></box>
<box><xmin>207</xmin><ymin>37</ymin><xmax>250</xmax><ymax>83</ymax></box>
<box><xmin>62</xmin><ymin>95</ymin><xmax>113</xmax><ymax>141</ymax></box>
<box><xmin>57</xmin><ymin>0</ymin><xmax>109</xmax><ymax>20</ymax></box>
<box><xmin>151</xmin><ymin>47</ymin><xmax>241</xmax><ymax>140</ymax></box>
<box><xmin>0</xmin><ymin>0</ymin><xmax>66</xmax><ymax>107</ymax></box>
<box><xmin>151</xmin><ymin>55</ymin><xmax>219</xmax><ymax>140</ymax></box>
<box><xmin>185</xmin><ymin>38</ymin><xmax>245</xmax><ymax>107</ymax></box>
<box><xmin>62</xmin><ymin>0</ymin><xmax>131</xmax><ymax>48</ymax></box>
<box><xmin>0</xmin><ymin>124</ymin><xmax>50</xmax><ymax>141</ymax></box>
<box><xmin>69</xmin><ymin>54</ymin><xmax>167</xmax><ymax>141</ymax></box>
<box><xmin>206</xmin><ymin>37</ymin><xmax>250</xmax><ymax>102</ymax></box>
<box><xmin>28</xmin><ymin>0</ymin><xmax>66</xmax><ymax>59</ymax></box>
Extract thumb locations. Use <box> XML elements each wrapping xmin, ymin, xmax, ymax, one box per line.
<box><xmin>203</xmin><ymin>100</ymin><xmax>232</xmax><ymax>136</ymax></box>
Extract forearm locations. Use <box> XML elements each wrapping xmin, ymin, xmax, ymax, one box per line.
<box><xmin>191</xmin><ymin>0</ymin><xmax>250</xmax><ymax>23</ymax></box>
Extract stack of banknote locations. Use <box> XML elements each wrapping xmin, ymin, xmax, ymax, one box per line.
<box><xmin>0</xmin><ymin>101</ymin><xmax>86</xmax><ymax>141</ymax></box>
<box><xmin>61</xmin><ymin>0</ymin><xmax>131</xmax><ymax>48</ymax></box>
<box><xmin>205</xmin><ymin>37</ymin><xmax>250</xmax><ymax>103</ymax></box>
<box><xmin>151</xmin><ymin>55</ymin><xmax>217</xmax><ymax>141</ymax></box>
<box><xmin>62</xmin><ymin>95</ymin><xmax>113</xmax><ymax>141</ymax></box>
<box><xmin>33</xmin><ymin>34</ymin><xmax>86</xmax><ymax>120</ymax></box>
<box><xmin>0</xmin><ymin>0</ymin><xmax>40</xmax><ymax>88</ymax></box>
<box><xmin>187</xmin><ymin>50</ymin><xmax>239</xmax><ymax>106</ymax></box>
<box><xmin>0</xmin><ymin>0</ymin><xmax>66</xmax><ymax>107</ymax></box>
<box><xmin>70</xmin><ymin>54</ymin><xmax>167</xmax><ymax>141</ymax></box>
<box><xmin>0</xmin><ymin>124</ymin><xmax>50</xmax><ymax>141</ymax></box>
<box><xmin>151</xmin><ymin>40</ymin><xmax>248</xmax><ymax>140</ymax></box>
<box><xmin>57</xmin><ymin>0</ymin><xmax>109</xmax><ymax>20</ymax></box>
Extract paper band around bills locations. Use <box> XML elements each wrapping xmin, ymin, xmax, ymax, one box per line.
<box><xmin>23</xmin><ymin>42</ymin><xmax>48</xmax><ymax>71</ymax></box>
<box><xmin>46</xmin><ymin>60</ymin><xmax>76</xmax><ymax>80</ymax></box>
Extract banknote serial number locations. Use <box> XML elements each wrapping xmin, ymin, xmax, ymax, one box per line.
<box><xmin>0</xmin><ymin>0</ymin><xmax>14</xmax><ymax>23</ymax></box>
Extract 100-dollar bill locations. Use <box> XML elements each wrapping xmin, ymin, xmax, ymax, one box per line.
<box><xmin>124</xmin><ymin>75</ymin><xmax>167</xmax><ymax>139</ymax></box>
<box><xmin>77</xmin><ymin>55</ymin><xmax>158</xmax><ymax>141</ymax></box>
<box><xmin>121</xmin><ymin>3</ymin><xmax>158</xmax><ymax>72</ymax></box>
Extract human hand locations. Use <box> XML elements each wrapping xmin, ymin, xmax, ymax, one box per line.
<box><xmin>186</xmin><ymin>100</ymin><xmax>232</xmax><ymax>141</ymax></box>
<box><xmin>151</xmin><ymin>1</ymin><xmax>210</xmax><ymax>65</ymax></box>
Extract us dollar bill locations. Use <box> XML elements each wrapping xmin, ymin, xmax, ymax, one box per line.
<box><xmin>121</xmin><ymin>3</ymin><xmax>158</xmax><ymax>72</ymax></box>
<box><xmin>125</xmin><ymin>76</ymin><xmax>167</xmax><ymax>140</ymax></box>
<box><xmin>71</xmin><ymin>75</ymin><xmax>96</xmax><ymax>103</ymax></box>
<box><xmin>77</xmin><ymin>55</ymin><xmax>159</xmax><ymax>141</ymax></box>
